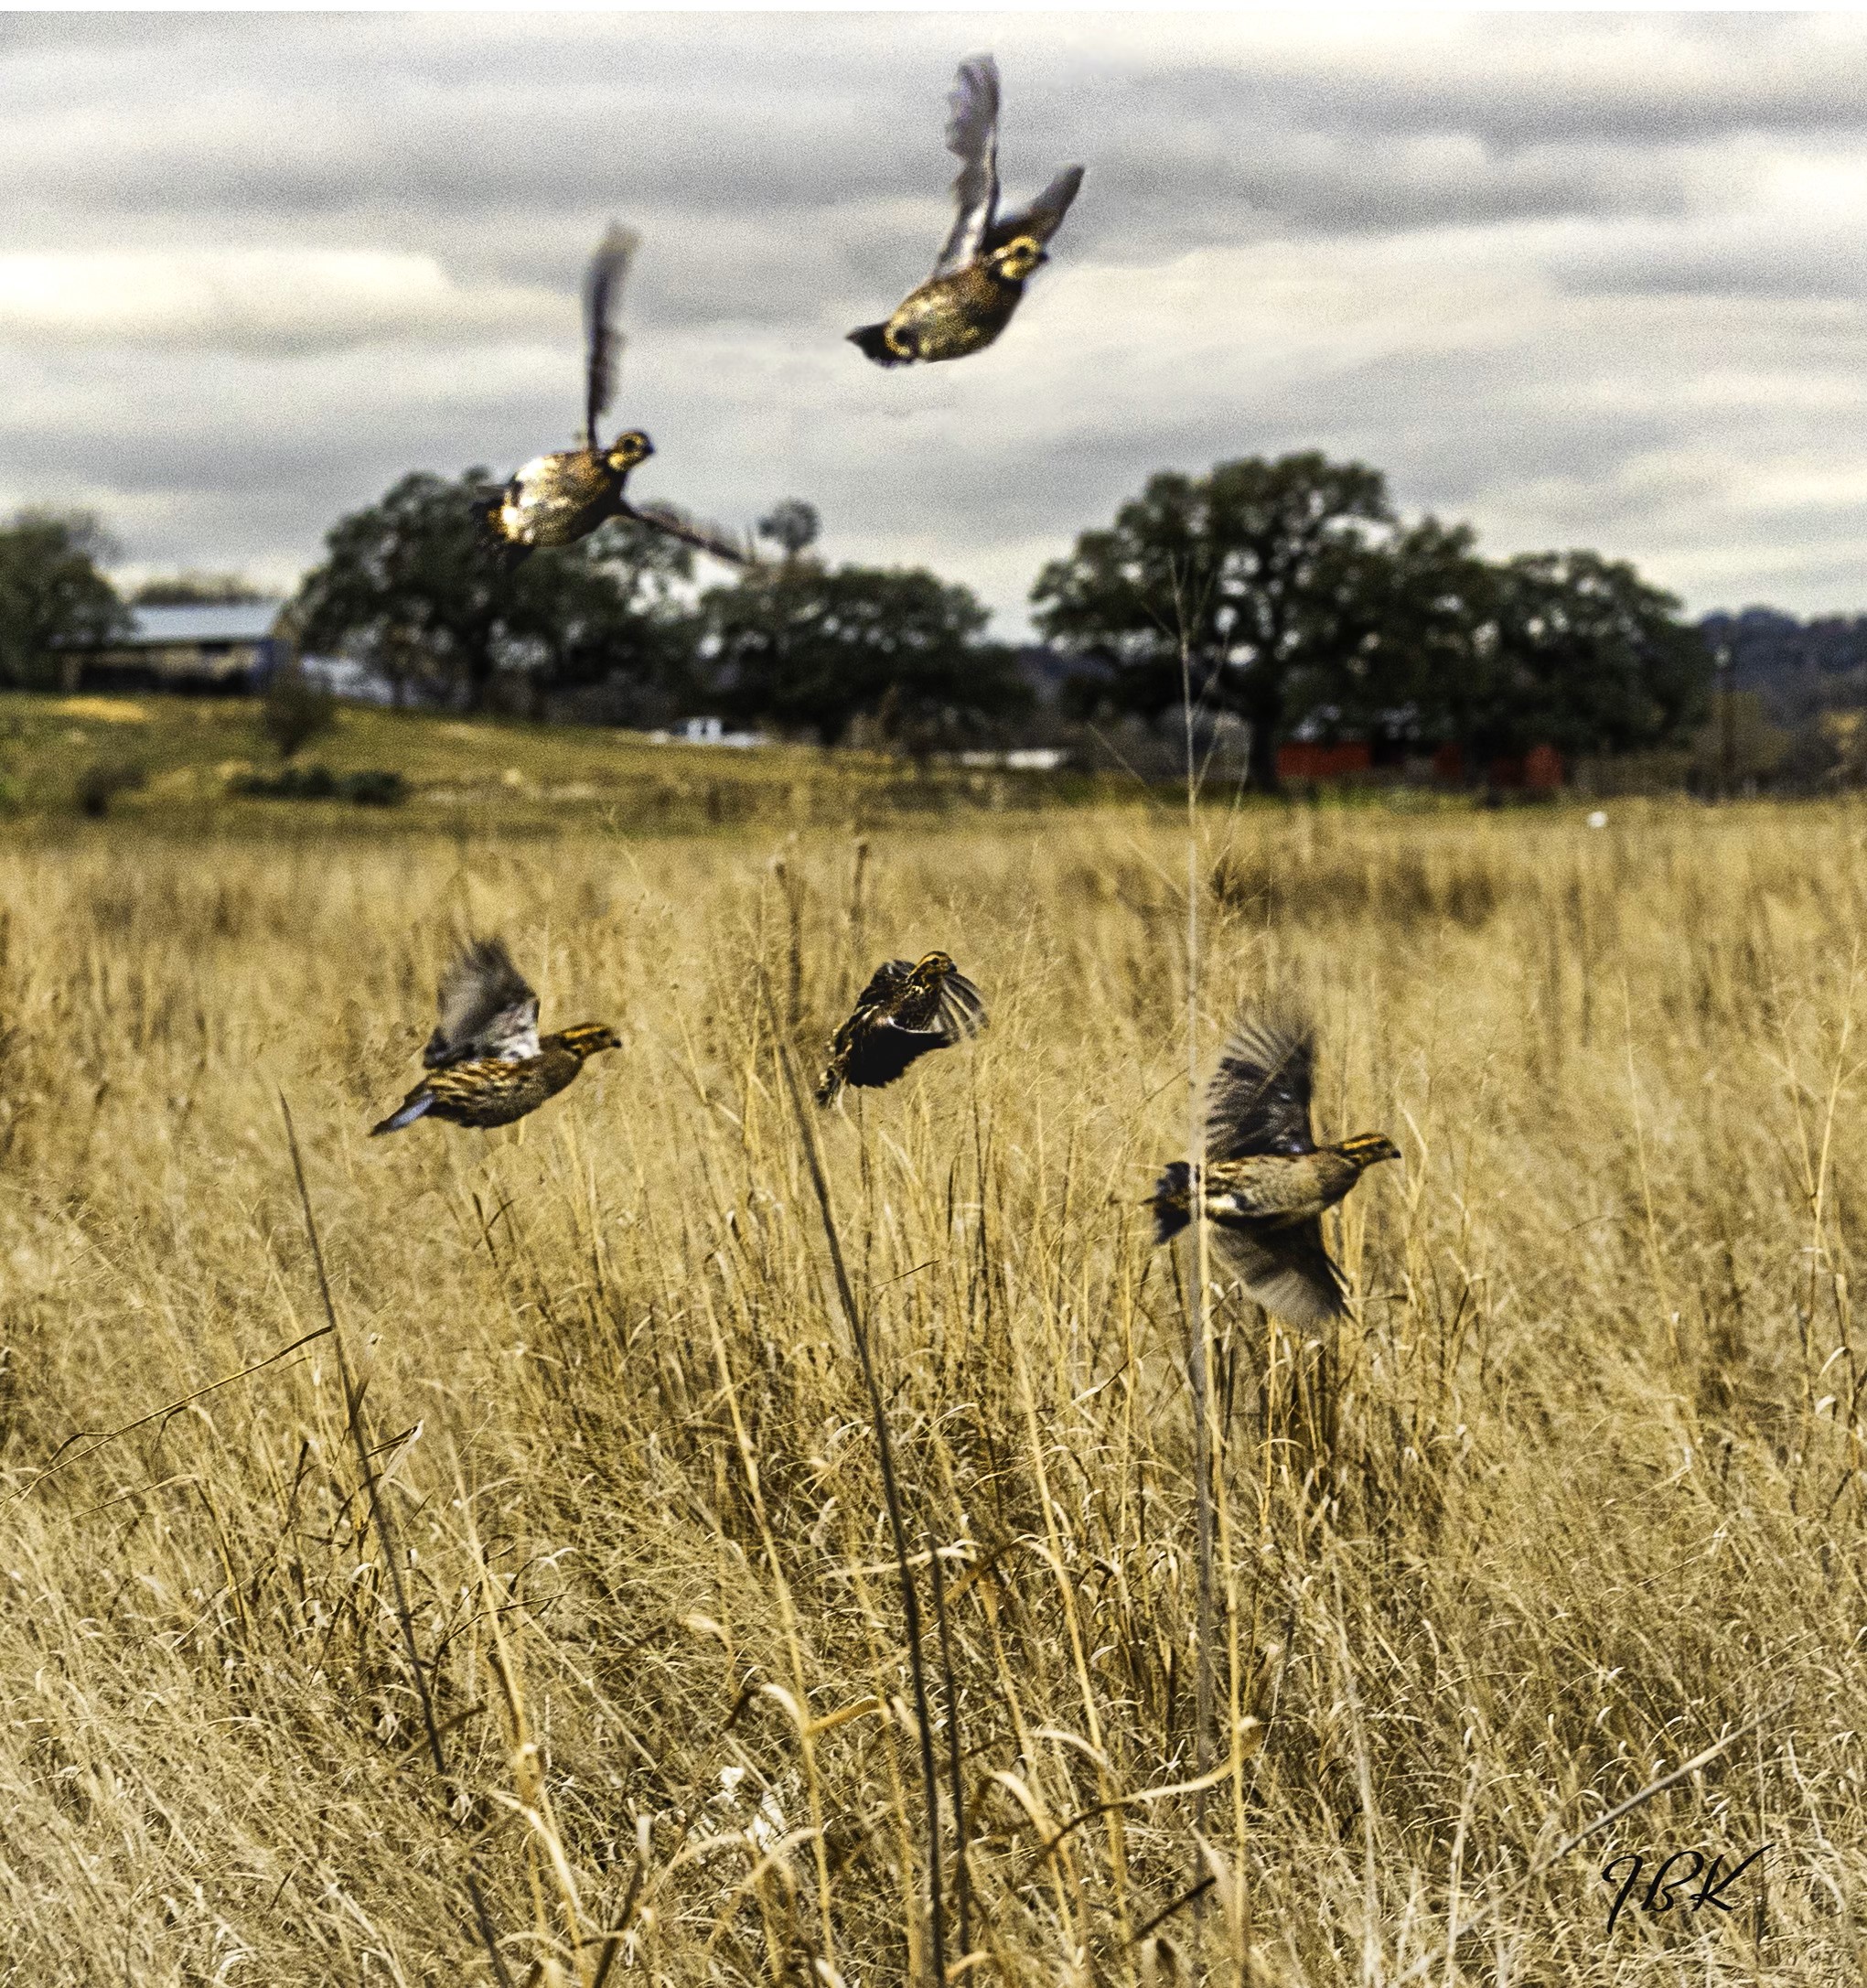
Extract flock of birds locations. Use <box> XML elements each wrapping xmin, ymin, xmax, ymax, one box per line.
<box><xmin>370</xmin><ymin>938</ymin><xmax>1399</xmax><ymax>1327</ymax></box>
<box><xmin>480</xmin><ymin>53</ymin><xmax>1084</xmax><ymax>571</ymax></box>
<box><xmin>380</xmin><ymin>54</ymin><xmax>1402</xmax><ymax>1328</ymax></box>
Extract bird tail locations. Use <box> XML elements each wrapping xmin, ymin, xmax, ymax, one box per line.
<box><xmin>370</xmin><ymin>1091</ymin><xmax>434</xmax><ymax>1136</ymax></box>
<box><xmin>1150</xmin><ymin>1161</ymin><xmax>1192</xmax><ymax>1245</ymax></box>
<box><xmin>847</xmin><ymin>322</ymin><xmax>907</xmax><ymax>368</ymax></box>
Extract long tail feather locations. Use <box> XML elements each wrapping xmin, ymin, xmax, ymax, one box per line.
<box><xmin>1151</xmin><ymin>1161</ymin><xmax>1192</xmax><ymax>1245</ymax></box>
<box><xmin>370</xmin><ymin>1091</ymin><xmax>435</xmax><ymax>1136</ymax></box>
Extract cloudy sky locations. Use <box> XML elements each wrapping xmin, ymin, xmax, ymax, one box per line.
<box><xmin>8</xmin><ymin>10</ymin><xmax>1867</xmax><ymax>632</ymax></box>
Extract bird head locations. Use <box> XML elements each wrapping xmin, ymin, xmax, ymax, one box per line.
<box><xmin>989</xmin><ymin>236</ymin><xmax>1047</xmax><ymax>282</ymax></box>
<box><xmin>606</xmin><ymin>430</ymin><xmax>654</xmax><ymax>473</ymax></box>
<box><xmin>1338</xmin><ymin>1132</ymin><xmax>1401</xmax><ymax>1172</ymax></box>
<box><xmin>560</xmin><ymin>1022</ymin><xmax>622</xmax><ymax>1059</ymax></box>
<box><xmin>910</xmin><ymin>951</ymin><xmax>956</xmax><ymax>986</ymax></box>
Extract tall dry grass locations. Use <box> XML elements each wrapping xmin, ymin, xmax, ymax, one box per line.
<box><xmin>1</xmin><ymin>799</ymin><xmax>1865</xmax><ymax>1983</ymax></box>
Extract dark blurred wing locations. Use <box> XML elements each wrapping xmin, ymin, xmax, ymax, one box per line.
<box><xmin>1213</xmin><ymin>1220</ymin><xmax>1345</xmax><ymax>1325</ymax></box>
<box><xmin>424</xmin><ymin>937</ymin><xmax>541</xmax><ymax>1068</ymax></box>
<box><xmin>985</xmin><ymin>164</ymin><xmax>1084</xmax><ymax>252</ymax></box>
<box><xmin>932</xmin><ymin>54</ymin><xmax>1001</xmax><ymax>277</ymax></box>
<box><xmin>844</xmin><ymin>1018</ymin><xmax>950</xmax><ymax>1090</ymax></box>
<box><xmin>1204</xmin><ymin>1013</ymin><xmax>1316</xmax><ymax>1159</ymax></box>
<box><xmin>627</xmin><ymin>499</ymin><xmax>756</xmax><ymax>568</ymax></box>
<box><xmin>583</xmin><ymin>223</ymin><xmax>639</xmax><ymax>450</ymax></box>
<box><xmin>935</xmin><ymin>969</ymin><xmax>988</xmax><ymax>1040</ymax></box>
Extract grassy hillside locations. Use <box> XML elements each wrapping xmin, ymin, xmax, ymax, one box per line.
<box><xmin>0</xmin><ymin>800</ymin><xmax>1860</xmax><ymax>1983</ymax></box>
<box><xmin>0</xmin><ymin>690</ymin><xmax>1115</xmax><ymax>836</ymax></box>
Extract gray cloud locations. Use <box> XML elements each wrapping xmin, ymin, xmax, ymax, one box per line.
<box><xmin>9</xmin><ymin>13</ymin><xmax>1867</xmax><ymax>621</ymax></box>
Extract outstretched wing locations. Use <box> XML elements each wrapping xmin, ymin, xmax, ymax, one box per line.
<box><xmin>931</xmin><ymin>54</ymin><xmax>1001</xmax><ymax>277</ymax></box>
<box><xmin>1204</xmin><ymin>1013</ymin><xmax>1316</xmax><ymax>1160</ymax></box>
<box><xmin>1212</xmin><ymin>1220</ymin><xmax>1346</xmax><ymax>1326</ymax></box>
<box><xmin>985</xmin><ymin>163</ymin><xmax>1084</xmax><ymax>253</ymax></box>
<box><xmin>626</xmin><ymin>499</ymin><xmax>756</xmax><ymax>568</ymax></box>
<box><xmin>584</xmin><ymin>223</ymin><xmax>639</xmax><ymax>451</ymax></box>
<box><xmin>424</xmin><ymin>937</ymin><xmax>541</xmax><ymax>1069</ymax></box>
<box><xmin>935</xmin><ymin>968</ymin><xmax>988</xmax><ymax>1040</ymax></box>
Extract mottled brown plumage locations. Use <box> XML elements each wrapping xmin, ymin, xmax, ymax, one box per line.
<box><xmin>482</xmin><ymin>224</ymin><xmax>752</xmax><ymax>568</ymax></box>
<box><xmin>370</xmin><ymin>938</ymin><xmax>618</xmax><ymax>1135</ymax></box>
<box><xmin>1151</xmin><ymin>1013</ymin><xmax>1399</xmax><ymax>1325</ymax></box>
<box><xmin>815</xmin><ymin>951</ymin><xmax>987</xmax><ymax>1106</ymax></box>
<box><xmin>849</xmin><ymin>54</ymin><xmax>1083</xmax><ymax>368</ymax></box>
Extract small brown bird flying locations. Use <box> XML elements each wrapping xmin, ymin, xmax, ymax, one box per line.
<box><xmin>482</xmin><ymin>224</ymin><xmax>753</xmax><ymax>567</ymax></box>
<box><xmin>370</xmin><ymin>937</ymin><xmax>618</xmax><ymax>1135</ymax></box>
<box><xmin>848</xmin><ymin>54</ymin><xmax>1083</xmax><ymax>368</ymax></box>
<box><xmin>1151</xmin><ymin>1013</ymin><xmax>1399</xmax><ymax>1325</ymax></box>
<box><xmin>815</xmin><ymin>951</ymin><xmax>987</xmax><ymax>1105</ymax></box>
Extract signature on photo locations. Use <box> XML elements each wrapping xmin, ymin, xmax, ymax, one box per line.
<box><xmin>1601</xmin><ymin>1844</ymin><xmax>1772</xmax><ymax>1935</ymax></box>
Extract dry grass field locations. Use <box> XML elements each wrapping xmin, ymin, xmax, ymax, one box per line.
<box><xmin>3</xmin><ymin>795</ymin><xmax>1866</xmax><ymax>1985</ymax></box>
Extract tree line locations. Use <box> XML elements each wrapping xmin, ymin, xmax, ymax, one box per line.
<box><xmin>0</xmin><ymin>451</ymin><xmax>1719</xmax><ymax>788</ymax></box>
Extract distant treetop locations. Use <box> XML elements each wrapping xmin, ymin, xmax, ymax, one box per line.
<box><xmin>133</xmin><ymin>572</ymin><xmax>269</xmax><ymax>607</ymax></box>
<box><xmin>756</xmin><ymin>500</ymin><xmax>821</xmax><ymax>561</ymax></box>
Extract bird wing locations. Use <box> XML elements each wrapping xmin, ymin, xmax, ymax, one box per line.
<box><xmin>424</xmin><ymin>937</ymin><xmax>541</xmax><ymax>1068</ymax></box>
<box><xmin>1213</xmin><ymin>1220</ymin><xmax>1346</xmax><ymax>1326</ymax></box>
<box><xmin>849</xmin><ymin>958</ymin><xmax>917</xmax><ymax>1011</ymax></box>
<box><xmin>584</xmin><ymin>223</ymin><xmax>640</xmax><ymax>452</ymax></box>
<box><xmin>1204</xmin><ymin>1013</ymin><xmax>1317</xmax><ymax>1159</ymax></box>
<box><xmin>625</xmin><ymin>499</ymin><xmax>757</xmax><ymax>568</ymax></box>
<box><xmin>984</xmin><ymin>164</ymin><xmax>1084</xmax><ymax>253</ymax></box>
<box><xmin>931</xmin><ymin>54</ymin><xmax>1001</xmax><ymax>277</ymax></box>
<box><xmin>934</xmin><ymin>968</ymin><xmax>989</xmax><ymax>1041</ymax></box>
<box><xmin>842</xmin><ymin>1017</ymin><xmax>951</xmax><ymax>1090</ymax></box>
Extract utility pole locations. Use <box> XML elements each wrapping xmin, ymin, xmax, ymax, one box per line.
<box><xmin>1718</xmin><ymin>643</ymin><xmax>1736</xmax><ymax>801</ymax></box>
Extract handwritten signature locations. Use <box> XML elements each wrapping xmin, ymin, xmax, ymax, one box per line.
<box><xmin>1601</xmin><ymin>1845</ymin><xmax>1771</xmax><ymax>1935</ymax></box>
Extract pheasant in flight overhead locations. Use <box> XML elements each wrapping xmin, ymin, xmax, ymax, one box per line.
<box><xmin>1151</xmin><ymin>1011</ymin><xmax>1399</xmax><ymax>1325</ymax></box>
<box><xmin>370</xmin><ymin>937</ymin><xmax>618</xmax><ymax>1135</ymax></box>
<box><xmin>482</xmin><ymin>224</ymin><xmax>753</xmax><ymax>567</ymax></box>
<box><xmin>815</xmin><ymin>951</ymin><xmax>987</xmax><ymax>1106</ymax></box>
<box><xmin>849</xmin><ymin>54</ymin><xmax>1083</xmax><ymax>368</ymax></box>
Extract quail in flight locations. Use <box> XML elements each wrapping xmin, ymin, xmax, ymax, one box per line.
<box><xmin>483</xmin><ymin>225</ymin><xmax>753</xmax><ymax>567</ymax></box>
<box><xmin>815</xmin><ymin>951</ymin><xmax>987</xmax><ymax>1106</ymax></box>
<box><xmin>1152</xmin><ymin>1012</ymin><xmax>1399</xmax><ymax>1325</ymax></box>
<box><xmin>370</xmin><ymin>937</ymin><xmax>618</xmax><ymax>1135</ymax></box>
<box><xmin>848</xmin><ymin>55</ymin><xmax>1083</xmax><ymax>368</ymax></box>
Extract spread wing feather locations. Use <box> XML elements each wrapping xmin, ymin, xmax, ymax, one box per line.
<box><xmin>626</xmin><ymin>499</ymin><xmax>756</xmax><ymax>568</ymax></box>
<box><xmin>935</xmin><ymin>968</ymin><xmax>988</xmax><ymax>1040</ymax></box>
<box><xmin>424</xmin><ymin>937</ymin><xmax>541</xmax><ymax>1069</ymax></box>
<box><xmin>932</xmin><ymin>54</ymin><xmax>1001</xmax><ymax>278</ymax></box>
<box><xmin>1212</xmin><ymin>1220</ymin><xmax>1346</xmax><ymax>1325</ymax></box>
<box><xmin>583</xmin><ymin>223</ymin><xmax>639</xmax><ymax>451</ymax></box>
<box><xmin>1204</xmin><ymin>1013</ymin><xmax>1316</xmax><ymax>1160</ymax></box>
<box><xmin>985</xmin><ymin>163</ymin><xmax>1084</xmax><ymax>253</ymax></box>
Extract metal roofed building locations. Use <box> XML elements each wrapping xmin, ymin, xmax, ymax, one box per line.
<box><xmin>68</xmin><ymin>601</ymin><xmax>289</xmax><ymax>693</ymax></box>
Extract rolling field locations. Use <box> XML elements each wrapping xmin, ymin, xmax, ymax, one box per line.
<box><xmin>2</xmin><ymin>796</ymin><xmax>1865</xmax><ymax>1984</ymax></box>
<box><xmin>0</xmin><ymin>693</ymin><xmax>1109</xmax><ymax>836</ymax></box>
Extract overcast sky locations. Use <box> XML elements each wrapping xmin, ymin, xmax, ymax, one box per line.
<box><xmin>9</xmin><ymin>11</ymin><xmax>1867</xmax><ymax>632</ymax></box>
